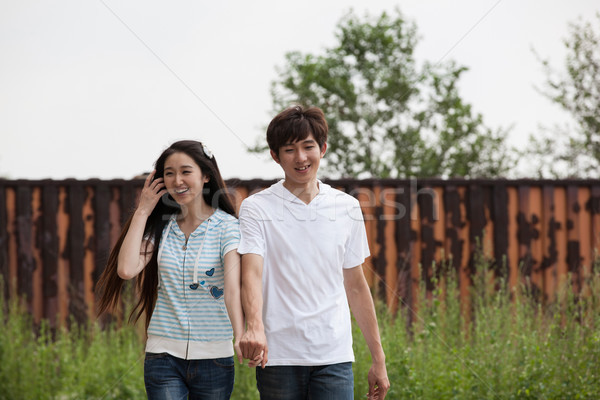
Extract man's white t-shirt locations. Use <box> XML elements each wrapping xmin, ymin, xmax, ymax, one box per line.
<box><xmin>237</xmin><ymin>180</ymin><xmax>370</xmax><ymax>366</ymax></box>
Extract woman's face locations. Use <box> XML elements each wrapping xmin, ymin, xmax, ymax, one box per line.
<box><xmin>162</xmin><ymin>152</ymin><xmax>209</xmax><ymax>207</ymax></box>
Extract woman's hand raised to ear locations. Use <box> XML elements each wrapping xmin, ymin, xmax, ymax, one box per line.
<box><xmin>117</xmin><ymin>170</ymin><xmax>167</xmax><ymax>280</ymax></box>
<box><xmin>137</xmin><ymin>170</ymin><xmax>167</xmax><ymax>216</ymax></box>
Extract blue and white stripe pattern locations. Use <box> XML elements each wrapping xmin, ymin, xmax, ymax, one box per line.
<box><xmin>147</xmin><ymin>208</ymin><xmax>239</xmax><ymax>356</ymax></box>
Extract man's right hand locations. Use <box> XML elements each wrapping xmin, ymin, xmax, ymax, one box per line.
<box><xmin>240</xmin><ymin>328</ymin><xmax>269</xmax><ymax>368</ymax></box>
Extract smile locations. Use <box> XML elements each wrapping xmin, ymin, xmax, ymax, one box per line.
<box><xmin>296</xmin><ymin>165</ymin><xmax>310</xmax><ymax>171</ymax></box>
<box><xmin>175</xmin><ymin>188</ymin><xmax>189</xmax><ymax>194</ymax></box>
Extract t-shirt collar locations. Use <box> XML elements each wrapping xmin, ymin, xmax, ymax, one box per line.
<box><xmin>276</xmin><ymin>179</ymin><xmax>328</xmax><ymax>204</ymax></box>
<box><xmin>168</xmin><ymin>208</ymin><xmax>223</xmax><ymax>237</ymax></box>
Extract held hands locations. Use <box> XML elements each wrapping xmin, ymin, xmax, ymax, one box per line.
<box><xmin>137</xmin><ymin>170</ymin><xmax>167</xmax><ymax>216</ymax></box>
<box><xmin>239</xmin><ymin>329</ymin><xmax>269</xmax><ymax>369</ymax></box>
<box><xmin>234</xmin><ymin>337</ymin><xmax>264</xmax><ymax>367</ymax></box>
<box><xmin>247</xmin><ymin>350</ymin><xmax>264</xmax><ymax>368</ymax></box>
<box><xmin>367</xmin><ymin>360</ymin><xmax>390</xmax><ymax>400</ymax></box>
<box><xmin>235</xmin><ymin>336</ymin><xmax>264</xmax><ymax>367</ymax></box>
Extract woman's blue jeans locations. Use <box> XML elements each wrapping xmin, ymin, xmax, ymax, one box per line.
<box><xmin>144</xmin><ymin>352</ymin><xmax>234</xmax><ymax>400</ymax></box>
<box><xmin>255</xmin><ymin>362</ymin><xmax>354</xmax><ymax>400</ymax></box>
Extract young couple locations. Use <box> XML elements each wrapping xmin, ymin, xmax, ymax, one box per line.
<box><xmin>97</xmin><ymin>105</ymin><xmax>390</xmax><ymax>399</ymax></box>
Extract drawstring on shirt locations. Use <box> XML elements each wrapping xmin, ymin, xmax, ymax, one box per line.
<box><xmin>157</xmin><ymin>216</ymin><xmax>212</xmax><ymax>290</ymax></box>
<box><xmin>190</xmin><ymin>218</ymin><xmax>211</xmax><ymax>289</ymax></box>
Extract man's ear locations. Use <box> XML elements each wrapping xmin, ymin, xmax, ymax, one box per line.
<box><xmin>320</xmin><ymin>142</ymin><xmax>327</xmax><ymax>158</ymax></box>
<box><xmin>270</xmin><ymin>149</ymin><xmax>280</xmax><ymax>164</ymax></box>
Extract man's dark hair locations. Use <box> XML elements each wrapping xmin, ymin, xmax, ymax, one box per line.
<box><xmin>266</xmin><ymin>105</ymin><xmax>328</xmax><ymax>156</ymax></box>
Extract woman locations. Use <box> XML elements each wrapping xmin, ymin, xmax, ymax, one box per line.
<box><xmin>97</xmin><ymin>140</ymin><xmax>254</xmax><ymax>399</ymax></box>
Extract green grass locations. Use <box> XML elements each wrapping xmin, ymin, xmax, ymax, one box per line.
<box><xmin>0</xmin><ymin>301</ymin><xmax>146</xmax><ymax>399</ymax></box>
<box><xmin>352</xmin><ymin>260</ymin><xmax>600</xmax><ymax>399</ymax></box>
<box><xmin>1</xmin><ymin>260</ymin><xmax>599</xmax><ymax>399</ymax></box>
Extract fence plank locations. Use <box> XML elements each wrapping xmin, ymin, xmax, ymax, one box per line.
<box><xmin>232</xmin><ymin>186</ymin><xmax>249</xmax><ymax>215</ymax></box>
<box><xmin>68</xmin><ymin>183</ymin><xmax>87</xmax><ymax>324</ymax></box>
<box><xmin>0</xmin><ymin>185</ymin><xmax>8</xmax><ymax>300</ymax></box>
<box><xmin>395</xmin><ymin>182</ymin><xmax>412</xmax><ymax>321</ymax></box>
<box><xmin>93</xmin><ymin>183</ymin><xmax>111</xmax><ymax>289</ymax></box>
<box><xmin>444</xmin><ymin>185</ymin><xmax>463</xmax><ymax>272</ymax></box>
<box><xmin>492</xmin><ymin>183</ymin><xmax>509</xmax><ymax>278</ymax></box>
<box><xmin>16</xmin><ymin>185</ymin><xmax>34</xmax><ymax>306</ymax></box>
<box><xmin>118</xmin><ymin>180</ymin><xmax>136</xmax><ymax>226</ymax></box>
<box><xmin>518</xmin><ymin>185</ymin><xmax>533</xmax><ymax>283</ymax></box>
<box><xmin>373</xmin><ymin>185</ymin><xmax>387</xmax><ymax>302</ymax></box>
<box><xmin>482</xmin><ymin>184</ymin><xmax>495</xmax><ymax>265</ymax></box>
<box><xmin>578</xmin><ymin>187</ymin><xmax>592</xmax><ymax>296</ymax></box>
<box><xmin>357</xmin><ymin>186</ymin><xmax>377</xmax><ymax>289</ymax></box>
<box><xmin>410</xmin><ymin>184</ymin><xmax>422</xmax><ymax>315</ymax></box>
<box><xmin>433</xmin><ymin>187</ymin><xmax>445</xmax><ymax>268</ymax></box>
<box><xmin>529</xmin><ymin>187</ymin><xmax>543</xmax><ymax>299</ymax></box>
<box><xmin>57</xmin><ymin>186</ymin><xmax>69</xmax><ymax>324</ymax></box>
<box><xmin>457</xmin><ymin>187</ymin><xmax>471</xmax><ymax>322</ymax></box>
<box><xmin>418</xmin><ymin>184</ymin><xmax>437</xmax><ymax>294</ymax></box>
<box><xmin>6</xmin><ymin>188</ymin><xmax>17</xmax><ymax>299</ymax></box>
<box><xmin>592</xmin><ymin>184</ymin><xmax>600</xmax><ymax>266</ymax></box>
<box><xmin>382</xmin><ymin>187</ymin><xmax>398</xmax><ymax>311</ymax></box>
<box><xmin>566</xmin><ymin>185</ymin><xmax>582</xmax><ymax>292</ymax></box>
<box><xmin>42</xmin><ymin>184</ymin><xmax>59</xmax><ymax>325</ymax></box>
<box><xmin>83</xmin><ymin>186</ymin><xmax>96</xmax><ymax>320</ymax></box>
<box><xmin>541</xmin><ymin>185</ymin><xmax>558</xmax><ymax>302</ymax></box>
<box><xmin>507</xmin><ymin>186</ymin><xmax>519</xmax><ymax>292</ymax></box>
<box><xmin>554</xmin><ymin>187</ymin><xmax>569</xmax><ymax>291</ymax></box>
<box><xmin>468</xmin><ymin>184</ymin><xmax>486</xmax><ymax>273</ymax></box>
<box><xmin>32</xmin><ymin>187</ymin><xmax>43</xmax><ymax>323</ymax></box>
<box><xmin>109</xmin><ymin>187</ymin><xmax>122</xmax><ymax>248</ymax></box>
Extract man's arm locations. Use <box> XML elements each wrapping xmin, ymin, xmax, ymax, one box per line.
<box><xmin>344</xmin><ymin>266</ymin><xmax>390</xmax><ymax>399</ymax></box>
<box><xmin>240</xmin><ymin>253</ymin><xmax>269</xmax><ymax>368</ymax></box>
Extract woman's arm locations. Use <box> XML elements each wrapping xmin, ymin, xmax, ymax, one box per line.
<box><xmin>224</xmin><ymin>249</ymin><xmax>244</xmax><ymax>363</ymax></box>
<box><xmin>117</xmin><ymin>171</ymin><xmax>166</xmax><ymax>280</ymax></box>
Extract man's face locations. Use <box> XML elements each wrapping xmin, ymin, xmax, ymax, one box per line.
<box><xmin>270</xmin><ymin>132</ymin><xmax>326</xmax><ymax>189</ymax></box>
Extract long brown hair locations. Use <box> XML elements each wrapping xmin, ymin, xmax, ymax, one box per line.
<box><xmin>96</xmin><ymin>140</ymin><xmax>236</xmax><ymax>329</ymax></box>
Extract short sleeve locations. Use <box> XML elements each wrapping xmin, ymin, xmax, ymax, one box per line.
<box><xmin>237</xmin><ymin>199</ymin><xmax>266</xmax><ymax>257</ymax></box>
<box><xmin>220</xmin><ymin>217</ymin><xmax>240</xmax><ymax>258</ymax></box>
<box><xmin>342</xmin><ymin>200</ymin><xmax>370</xmax><ymax>269</ymax></box>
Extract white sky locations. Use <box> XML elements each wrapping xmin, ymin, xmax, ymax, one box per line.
<box><xmin>1</xmin><ymin>0</ymin><xmax>598</xmax><ymax>180</ymax></box>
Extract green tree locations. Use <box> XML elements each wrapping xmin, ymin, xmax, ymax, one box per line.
<box><xmin>255</xmin><ymin>9</ymin><xmax>512</xmax><ymax>178</ymax></box>
<box><xmin>529</xmin><ymin>13</ymin><xmax>600</xmax><ymax>178</ymax></box>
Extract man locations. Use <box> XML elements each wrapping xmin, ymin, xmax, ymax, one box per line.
<box><xmin>238</xmin><ymin>105</ymin><xmax>390</xmax><ymax>399</ymax></box>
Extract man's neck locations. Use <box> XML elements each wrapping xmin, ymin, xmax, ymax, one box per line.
<box><xmin>282</xmin><ymin>179</ymin><xmax>320</xmax><ymax>204</ymax></box>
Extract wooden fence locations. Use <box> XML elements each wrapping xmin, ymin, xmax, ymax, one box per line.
<box><xmin>1</xmin><ymin>178</ymin><xmax>599</xmax><ymax>326</ymax></box>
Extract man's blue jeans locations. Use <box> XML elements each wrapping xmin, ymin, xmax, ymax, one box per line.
<box><xmin>144</xmin><ymin>352</ymin><xmax>234</xmax><ymax>400</ymax></box>
<box><xmin>255</xmin><ymin>362</ymin><xmax>354</xmax><ymax>400</ymax></box>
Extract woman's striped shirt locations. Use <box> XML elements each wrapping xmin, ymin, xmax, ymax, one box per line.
<box><xmin>145</xmin><ymin>208</ymin><xmax>240</xmax><ymax>360</ymax></box>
